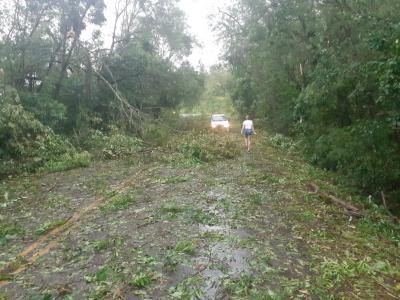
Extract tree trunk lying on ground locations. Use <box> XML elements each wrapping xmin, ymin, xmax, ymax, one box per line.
<box><xmin>308</xmin><ymin>183</ymin><xmax>400</xmax><ymax>222</ymax></box>
<box><xmin>307</xmin><ymin>183</ymin><xmax>365</xmax><ymax>218</ymax></box>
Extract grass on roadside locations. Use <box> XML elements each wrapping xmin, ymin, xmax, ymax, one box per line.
<box><xmin>41</xmin><ymin>151</ymin><xmax>92</xmax><ymax>173</ymax></box>
<box><xmin>175</xmin><ymin>240</ymin><xmax>196</xmax><ymax>255</ymax></box>
<box><xmin>36</xmin><ymin>219</ymin><xmax>68</xmax><ymax>235</ymax></box>
<box><xmin>0</xmin><ymin>223</ymin><xmax>24</xmax><ymax>245</ymax></box>
<box><xmin>99</xmin><ymin>193</ymin><xmax>136</xmax><ymax>213</ymax></box>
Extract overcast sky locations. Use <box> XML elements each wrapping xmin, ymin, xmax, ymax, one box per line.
<box><xmin>178</xmin><ymin>0</ymin><xmax>230</xmax><ymax>68</ymax></box>
<box><xmin>98</xmin><ymin>0</ymin><xmax>231</xmax><ymax>68</ymax></box>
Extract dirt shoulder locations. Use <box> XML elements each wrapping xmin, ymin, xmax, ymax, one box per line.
<box><xmin>1</xmin><ymin>131</ymin><xmax>399</xmax><ymax>299</ymax></box>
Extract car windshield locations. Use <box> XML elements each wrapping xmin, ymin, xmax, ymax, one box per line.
<box><xmin>211</xmin><ymin>115</ymin><xmax>227</xmax><ymax>121</ymax></box>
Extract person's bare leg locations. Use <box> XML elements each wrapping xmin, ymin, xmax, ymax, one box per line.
<box><xmin>244</xmin><ymin>137</ymin><xmax>248</xmax><ymax>149</ymax></box>
<box><xmin>248</xmin><ymin>136</ymin><xmax>251</xmax><ymax>151</ymax></box>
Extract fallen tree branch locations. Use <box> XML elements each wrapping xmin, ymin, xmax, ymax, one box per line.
<box><xmin>309</xmin><ymin>183</ymin><xmax>399</xmax><ymax>223</ymax></box>
<box><xmin>327</xmin><ymin>210</ymin><xmax>364</xmax><ymax>218</ymax></box>
<box><xmin>375</xmin><ymin>281</ymin><xmax>400</xmax><ymax>299</ymax></box>
<box><xmin>308</xmin><ymin>183</ymin><xmax>364</xmax><ymax>217</ymax></box>
<box><xmin>64</xmin><ymin>55</ymin><xmax>146</xmax><ymax>133</ymax></box>
<box><xmin>380</xmin><ymin>191</ymin><xmax>400</xmax><ymax>223</ymax></box>
<box><xmin>381</xmin><ymin>191</ymin><xmax>388</xmax><ymax>210</ymax></box>
<box><xmin>92</xmin><ymin>68</ymin><xmax>141</xmax><ymax>120</ymax></box>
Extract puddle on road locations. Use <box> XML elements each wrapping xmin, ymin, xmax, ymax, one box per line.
<box><xmin>199</xmin><ymin>224</ymin><xmax>253</xmax><ymax>239</ymax></box>
<box><xmin>197</xmin><ymin>225</ymin><xmax>253</xmax><ymax>299</ymax></box>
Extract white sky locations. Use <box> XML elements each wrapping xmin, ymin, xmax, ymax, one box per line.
<box><xmin>178</xmin><ymin>0</ymin><xmax>230</xmax><ymax>68</ymax></box>
<box><xmin>96</xmin><ymin>0</ymin><xmax>231</xmax><ymax>69</ymax></box>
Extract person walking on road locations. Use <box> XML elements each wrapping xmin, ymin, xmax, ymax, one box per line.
<box><xmin>241</xmin><ymin>115</ymin><xmax>256</xmax><ymax>152</ymax></box>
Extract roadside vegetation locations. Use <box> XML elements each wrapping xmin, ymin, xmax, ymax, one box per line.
<box><xmin>216</xmin><ymin>0</ymin><xmax>400</xmax><ymax>213</ymax></box>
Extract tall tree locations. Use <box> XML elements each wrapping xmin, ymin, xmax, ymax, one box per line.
<box><xmin>216</xmin><ymin>0</ymin><xmax>400</xmax><ymax>202</ymax></box>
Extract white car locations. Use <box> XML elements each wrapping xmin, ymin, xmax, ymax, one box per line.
<box><xmin>211</xmin><ymin>114</ymin><xmax>230</xmax><ymax>131</ymax></box>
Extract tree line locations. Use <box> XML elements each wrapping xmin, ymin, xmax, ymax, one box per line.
<box><xmin>216</xmin><ymin>0</ymin><xmax>400</xmax><ymax>207</ymax></box>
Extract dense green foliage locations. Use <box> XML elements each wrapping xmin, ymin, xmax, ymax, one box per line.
<box><xmin>217</xmin><ymin>0</ymin><xmax>400</xmax><ymax>205</ymax></box>
<box><xmin>0</xmin><ymin>85</ymin><xmax>85</xmax><ymax>174</ymax></box>
<box><xmin>82</xmin><ymin>127</ymin><xmax>142</xmax><ymax>159</ymax></box>
<box><xmin>0</xmin><ymin>0</ymin><xmax>204</xmax><ymax>175</ymax></box>
<box><xmin>174</xmin><ymin>131</ymin><xmax>241</xmax><ymax>163</ymax></box>
<box><xmin>188</xmin><ymin>68</ymin><xmax>236</xmax><ymax>117</ymax></box>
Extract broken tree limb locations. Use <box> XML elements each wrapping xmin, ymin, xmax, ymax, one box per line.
<box><xmin>92</xmin><ymin>66</ymin><xmax>147</xmax><ymax>135</ymax></box>
<box><xmin>327</xmin><ymin>210</ymin><xmax>364</xmax><ymax>218</ymax></box>
<box><xmin>380</xmin><ymin>191</ymin><xmax>400</xmax><ymax>223</ymax></box>
<box><xmin>308</xmin><ymin>183</ymin><xmax>362</xmax><ymax>214</ymax></box>
<box><xmin>93</xmin><ymin>67</ymin><xmax>140</xmax><ymax>119</ymax></box>
<box><xmin>65</xmin><ymin>54</ymin><xmax>145</xmax><ymax>134</ymax></box>
<box><xmin>309</xmin><ymin>184</ymin><xmax>399</xmax><ymax>223</ymax></box>
<box><xmin>381</xmin><ymin>191</ymin><xmax>388</xmax><ymax>210</ymax></box>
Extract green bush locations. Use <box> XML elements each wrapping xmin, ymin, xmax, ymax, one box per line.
<box><xmin>305</xmin><ymin>120</ymin><xmax>400</xmax><ymax>195</ymax></box>
<box><xmin>0</xmin><ymin>87</ymin><xmax>54</xmax><ymax>159</ymax></box>
<box><xmin>83</xmin><ymin>128</ymin><xmax>142</xmax><ymax>159</ymax></box>
<box><xmin>19</xmin><ymin>92</ymin><xmax>66</xmax><ymax>129</ymax></box>
<box><xmin>178</xmin><ymin>138</ymin><xmax>213</xmax><ymax>162</ymax></box>
<box><xmin>42</xmin><ymin>151</ymin><xmax>92</xmax><ymax>173</ymax></box>
<box><xmin>269</xmin><ymin>133</ymin><xmax>297</xmax><ymax>151</ymax></box>
<box><xmin>175</xmin><ymin>132</ymin><xmax>241</xmax><ymax>162</ymax></box>
<box><xmin>141</xmin><ymin>122</ymin><xmax>171</xmax><ymax>146</ymax></box>
<box><xmin>0</xmin><ymin>86</ymin><xmax>82</xmax><ymax>175</ymax></box>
